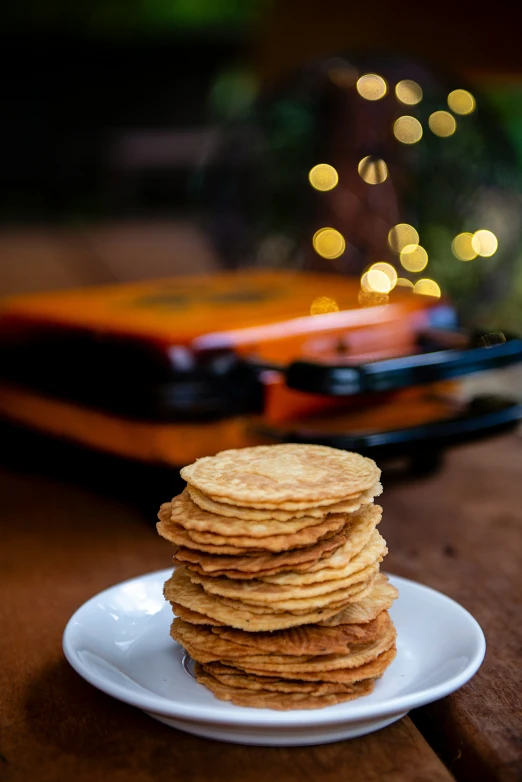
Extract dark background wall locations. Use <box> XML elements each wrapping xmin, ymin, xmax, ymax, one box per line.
<box><xmin>2</xmin><ymin>0</ymin><xmax>521</xmax><ymax>223</ymax></box>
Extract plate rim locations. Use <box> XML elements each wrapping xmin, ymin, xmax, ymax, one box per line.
<box><xmin>63</xmin><ymin>569</ymin><xmax>486</xmax><ymax>727</ymax></box>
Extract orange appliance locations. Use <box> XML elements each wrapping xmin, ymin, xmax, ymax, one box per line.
<box><xmin>0</xmin><ymin>270</ymin><xmax>520</xmax><ymax>479</ymax></box>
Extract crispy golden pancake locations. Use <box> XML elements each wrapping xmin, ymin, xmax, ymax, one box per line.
<box><xmin>165</xmin><ymin>567</ymin><xmax>369</xmax><ymax>631</ymax></box>
<box><xmin>171</xmin><ymin>611</ymin><xmax>391</xmax><ymax>659</ymax></box>
<box><xmin>204</xmin><ymin>646</ymin><xmax>397</xmax><ymax>683</ymax></box>
<box><xmin>180</xmin><ymin>444</ymin><xmax>380</xmax><ymax>507</ymax></box>
<box><xmin>318</xmin><ymin>575</ymin><xmax>398</xmax><ymax>626</ymax></box>
<box><xmin>194</xmin><ymin>666</ymin><xmax>374</xmax><ymax>709</ymax></box>
<box><xmin>262</xmin><ymin>508</ymin><xmax>382</xmax><ymax>584</ymax></box>
<box><xmin>173</xmin><ymin>526</ymin><xmax>347</xmax><ymax>577</ymax></box>
<box><xmin>172</xmin><ymin>490</ymin><xmax>325</xmax><ymax>537</ymax></box>
<box><xmin>159</xmin><ymin>506</ymin><xmax>347</xmax><ymax>553</ymax></box>
<box><xmin>189</xmin><ymin>563</ymin><xmax>379</xmax><ymax>606</ymax></box>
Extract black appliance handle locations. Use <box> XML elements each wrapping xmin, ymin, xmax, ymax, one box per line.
<box><xmin>253</xmin><ymin>396</ymin><xmax>522</xmax><ymax>458</ymax></box>
<box><xmin>285</xmin><ymin>332</ymin><xmax>522</xmax><ymax>396</ymax></box>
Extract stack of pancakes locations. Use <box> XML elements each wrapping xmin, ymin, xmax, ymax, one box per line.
<box><xmin>157</xmin><ymin>444</ymin><xmax>398</xmax><ymax>710</ymax></box>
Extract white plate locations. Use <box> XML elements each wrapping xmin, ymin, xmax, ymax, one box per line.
<box><xmin>63</xmin><ymin>570</ymin><xmax>485</xmax><ymax>746</ymax></box>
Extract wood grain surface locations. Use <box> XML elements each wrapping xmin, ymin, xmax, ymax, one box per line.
<box><xmin>383</xmin><ymin>435</ymin><xmax>522</xmax><ymax>782</ymax></box>
<box><xmin>1</xmin><ymin>434</ymin><xmax>521</xmax><ymax>781</ymax></box>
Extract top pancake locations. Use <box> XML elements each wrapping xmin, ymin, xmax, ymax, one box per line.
<box><xmin>180</xmin><ymin>444</ymin><xmax>380</xmax><ymax>508</ymax></box>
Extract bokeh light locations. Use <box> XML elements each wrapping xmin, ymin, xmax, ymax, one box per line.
<box><xmin>388</xmin><ymin>223</ymin><xmax>420</xmax><ymax>252</ymax></box>
<box><xmin>429</xmin><ymin>111</ymin><xmax>457</xmax><ymax>137</ymax></box>
<box><xmin>400</xmin><ymin>244</ymin><xmax>429</xmax><ymax>272</ymax></box>
<box><xmin>451</xmin><ymin>232</ymin><xmax>477</xmax><ymax>261</ymax></box>
<box><xmin>197</xmin><ymin>55</ymin><xmax>519</xmax><ymax>324</ymax></box>
<box><xmin>358</xmin><ymin>290</ymin><xmax>389</xmax><ymax>307</ymax></box>
<box><xmin>361</xmin><ymin>269</ymin><xmax>391</xmax><ymax>294</ymax></box>
<box><xmin>312</xmin><ymin>227</ymin><xmax>346</xmax><ymax>259</ymax></box>
<box><xmin>414</xmin><ymin>279</ymin><xmax>441</xmax><ymax>297</ymax></box>
<box><xmin>448</xmin><ymin>89</ymin><xmax>476</xmax><ymax>115</ymax></box>
<box><xmin>360</xmin><ymin>271</ymin><xmax>372</xmax><ymax>292</ymax></box>
<box><xmin>368</xmin><ymin>270</ymin><xmax>392</xmax><ymax>293</ymax></box>
<box><xmin>356</xmin><ymin>74</ymin><xmax>388</xmax><ymax>101</ymax></box>
<box><xmin>310</xmin><ymin>296</ymin><xmax>340</xmax><ymax>315</ymax></box>
<box><xmin>393</xmin><ymin>116</ymin><xmax>423</xmax><ymax>144</ymax></box>
<box><xmin>472</xmin><ymin>229</ymin><xmax>498</xmax><ymax>257</ymax></box>
<box><xmin>395</xmin><ymin>80</ymin><xmax>423</xmax><ymax>105</ymax></box>
<box><xmin>308</xmin><ymin>163</ymin><xmax>339</xmax><ymax>191</ymax></box>
<box><xmin>358</xmin><ymin>156</ymin><xmax>388</xmax><ymax>184</ymax></box>
<box><xmin>369</xmin><ymin>262</ymin><xmax>398</xmax><ymax>290</ymax></box>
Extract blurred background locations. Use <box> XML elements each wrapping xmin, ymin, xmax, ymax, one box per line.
<box><xmin>1</xmin><ymin>0</ymin><xmax>522</xmax><ymax>317</ymax></box>
<box><xmin>1</xmin><ymin>0</ymin><xmax>522</xmax><ymax>502</ymax></box>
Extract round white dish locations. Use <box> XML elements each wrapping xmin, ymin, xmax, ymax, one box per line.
<box><xmin>63</xmin><ymin>569</ymin><xmax>485</xmax><ymax>746</ymax></box>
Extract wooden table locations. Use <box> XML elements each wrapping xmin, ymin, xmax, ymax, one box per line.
<box><xmin>1</xmin><ymin>434</ymin><xmax>521</xmax><ymax>782</ymax></box>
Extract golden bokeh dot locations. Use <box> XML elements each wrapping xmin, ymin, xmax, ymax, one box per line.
<box><xmin>310</xmin><ymin>296</ymin><xmax>340</xmax><ymax>315</ymax></box>
<box><xmin>448</xmin><ymin>89</ymin><xmax>476</xmax><ymax>115</ymax></box>
<box><xmin>396</xmin><ymin>277</ymin><xmax>414</xmax><ymax>289</ymax></box>
<box><xmin>369</xmin><ymin>262</ymin><xmax>398</xmax><ymax>291</ymax></box>
<box><xmin>360</xmin><ymin>271</ymin><xmax>372</xmax><ymax>293</ymax></box>
<box><xmin>471</xmin><ymin>229</ymin><xmax>498</xmax><ymax>257</ymax></box>
<box><xmin>414</xmin><ymin>279</ymin><xmax>441</xmax><ymax>298</ymax></box>
<box><xmin>429</xmin><ymin>111</ymin><xmax>457</xmax><ymax>137</ymax></box>
<box><xmin>388</xmin><ymin>223</ymin><xmax>420</xmax><ymax>252</ymax></box>
<box><xmin>393</xmin><ymin>116</ymin><xmax>423</xmax><ymax>144</ymax></box>
<box><xmin>395</xmin><ymin>80</ymin><xmax>423</xmax><ymax>105</ymax></box>
<box><xmin>312</xmin><ymin>227</ymin><xmax>346</xmax><ymax>259</ymax></box>
<box><xmin>358</xmin><ymin>290</ymin><xmax>389</xmax><ymax>307</ymax></box>
<box><xmin>368</xmin><ymin>269</ymin><xmax>391</xmax><ymax>293</ymax></box>
<box><xmin>451</xmin><ymin>232</ymin><xmax>477</xmax><ymax>261</ymax></box>
<box><xmin>308</xmin><ymin>163</ymin><xmax>339</xmax><ymax>191</ymax></box>
<box><xmin>358</xmin><ymin>156</ymin><xmax>388</xmax><ymax>184</ymax></box>
<box><xmin>356</xmin><ymin>74</ymin><xmax>388</xmax><ymax>101</ymax></box>
<box><xmin>400</xmin><ymin>244</ymin><xmax>429</xmax><ymax>272</ymax></box>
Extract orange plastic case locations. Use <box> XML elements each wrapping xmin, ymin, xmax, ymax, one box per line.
<box><xmin>0</xmin><ymin>270</ymin><xmax>457</xmax><ymax>465</ymax></box>
<box><xmin>0</xmin><ymin>270</ymin><xmax>435</xmax><ymax>357</ymax></box>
